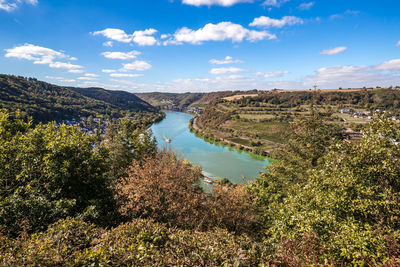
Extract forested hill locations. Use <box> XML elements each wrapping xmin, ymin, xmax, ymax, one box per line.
<box><xmin>135</xmin><ymin>91</ymin><xmax>235</xmax><ymax>108</ymax></box>
<box><xmin>71</xmin><ymin>87</ymin><xmax>156</xmax><ymax>113</ymax></box>
<box><xmin>136</xmin><ymin>92</ymin><xmax>204</xmax><ymax>108</ymax></box>
<box><xmin>0</xmin><ymin>74</ymin><xmax>157</xmax><ymax>122</ymax></box>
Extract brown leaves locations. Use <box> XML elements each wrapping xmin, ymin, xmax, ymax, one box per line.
<box><xmin>116</xmin><ymin>149</ymin><xmax>258</xmax><ymax>234</ymax></box>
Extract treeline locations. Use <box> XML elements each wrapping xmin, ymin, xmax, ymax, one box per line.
<box><xmin>0</xmin><ymin>74</ymin><xmax>159</xmax><ymax>123</ymax></box>
<box><xmin>0</xmin><ymin>108</ymin><xmax>399</xmax><ymax>265</ymax></box>
<box><xmin>233</xmin><ymin>88</ymin><xmax>400</xmax><ymax>111</ymax></box>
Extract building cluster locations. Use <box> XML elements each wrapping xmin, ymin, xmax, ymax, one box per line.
<box><xmin>339</xmin><ymin>108</ymin><xmax>399</xmax><ymax>121</ymax></box>
<box><xmin>61</xmin><ymin>117</ymin><xmax>111</xmax><ymax>135</ymax></box>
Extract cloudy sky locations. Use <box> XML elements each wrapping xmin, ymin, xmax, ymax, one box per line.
<box><xmin>1</xmin><ymin>0</ymin><xmax>400</xmax><ymax>92</ymax></box>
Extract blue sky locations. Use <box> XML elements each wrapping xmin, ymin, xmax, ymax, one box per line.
<box><xmin>1</xmin><ymin>0</ymin><xmax>399</xmax><ymax>92</ymax></box>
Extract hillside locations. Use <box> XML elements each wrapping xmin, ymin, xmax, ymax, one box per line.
<box><xmin>136</xmin><ymin>92</ymin><xmax>204</xmax><ymax>108</ymax></box>
<box><xmin>135</xmin><ymin>91</ymin><xmax>236</xmax><ymax>110</ymax></box>
<box><xmin>0</xmin><ymin>74</ymin><xmax>157</xmax><ymax>122</ymax></box>
<box><xmin>193</xmin><ymin>88</ymin><xmax>400</xmax><ymax>155</ymax></box>
<box><xmin>71</xmin><ymin>87</ymin><xmax>156</xmax><ymax>113</ymax></box>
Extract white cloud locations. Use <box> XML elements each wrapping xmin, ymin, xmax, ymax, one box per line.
<box><xmin>209</xmin><ymin>67</ymin><xmax>248</xmax><ymax>74</ymax></box>
<box><xmin>396</xmin><ymin>40</ymin><xmax>400</xmax><ymax>47</ymax></box>
<box><xmin>103</xmin><ymin>41</ymin><xmax>113</xmax><ymax>47</ymax></box>
<box><xmin>110</xmin><ymin>73</ymin><xmax>144</xmax><ymax>78</ymax></box>
<box><xmin>256</xmin><ymin>70</ymin><xmax>288</xmax><ymax>78</ymax></box>
<box><xmin>182</xmin><ymin>0</ymin><xmax>252</xmax><ymax>7</ymax></box>
<box><xmin>78</xmin><ymin>81</ymin><xmax>122</xmax><ymax>89</ymax></box>
<box><xmin>215</xmin><ymin>75</ymin><xmax>247</xmax><ymax>80</ymax></box>
<box><xmin>303</xmin><ymin>64</ymin><xmax>400</xmax><ymax>88</ymax></box>
<box><xmin>0</xmin><ymin>0</ymin><xmax>37</xmax><ymax>12</ymax></box>
<box><xmin>5</xmin><ymin>43</ymin><xmax>82</xmax><ymax>70</ymax></box>
<box><xmin>375</xmin><ymin>59</ymin><xmax>400</xmax><ymax>70</ymax></box>
<box><xmin>132</xmin><ymin>29</ymin><xmax>158</xmax><ymax>46</ymax></box>
<box><xmin>45</xmin><ymin>76</ymin><xmax>64</xmax><ymax>80</ymax></box>
<box><xmin>330</xmin><ymin>10</ymin><xmax>360</xmax><ymax>20</ymax></box>
<box><xmin>209</xmin><ymin>56</ymin><xmax>243</xmax><ymax>64</ymax></box>
<box><xmin>6</xmin><ymin>43</ymin><xmax>66</xmax><ymax>62</ymax></box>
<box><xmin>320</xmin><ymin>46</ymin><xmax>347</xmax><ymax>55</ymax></box>
<box><xmin>262</xmin><ymin>0</ymin><xmax>290</xmax><ymax>7</ymax></box>
<box><xmin>298</xmin><ymin>2</ymin><xmax>314</xmax><ymax>10</ymax></box>
<box><xmin>84</xmin><ymin>73</ymin><xmax>99</xmax><ymax>77</ymax></box>
<box><xmin>166</xmin><ymin>22</ymin><xmax>276</xmax><ymax>45</ymax></box>
<box><xmin>101</xmin><ymin>50</ymin><xmax>141</xmax><ymax>60</ymax></box>
<box><xmin>78</xmin><ymin>77</ymin><xmax>96</xmax><ymax>81</ymax></box>
<box><xmin>250</xmin><ymin>16</ymin><xmax>303</xmax><ymax>28</ymax></box>
<box><xmin>102</xmin><ymin>69</ymin><xmax>116</xmax><ymax>73</ymax></box>
<box><xmin>93</xmin><ymin>28</ymin><xmax>158</xmax><ymax>46</ymax></box>
<box><xmin>48</xmin><ymin>62</ymin><xmax>83</xmax><ymax>70</ymax></box>
<box><xmin>68</xmin><ymin>69</ymin><xmax>84</xmax><ymax>74</ymax></box>
<box><xmin>120</xmin><ymin>60</ymin><xmax>152</xmax><ymax>71</ymax></box>
<box><xmin>45</xmin><ymin>76</ymin><xmax>76</xmax><ymax>83</ymax></box>
<box><xmin>97</xmin><ymin>59</ymin><xmax>400</xmax><ymax>93</ymax></box>
<box><xmin>93</xmin><ymin>28</ymin><xmax>132</xmax><ymax>43</ymax></box>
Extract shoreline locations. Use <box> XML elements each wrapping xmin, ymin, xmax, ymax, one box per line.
<box><xmin>189</xmin><ymin>116</ymin><xmax>277</xmax><ymax>164</ymax></box>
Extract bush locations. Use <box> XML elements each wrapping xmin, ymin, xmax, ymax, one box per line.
<box><xmin>0</xmin><ymin>218</ymin><xmax>269</xmax><ymax>266</ymax></box>
<box><xmin>116</xmin><ymin>150</ymin><xmax>210</xmax><ymax>229</ymax></box>
<box><xmin>250</xmin><ymin>114</ymin><xmax>400</xmax><ymax>264</ymax></box>
<box><xmin>0</xmin><ymin>110</ymin><xmax>117</xmax><ymax>236</ymax></box>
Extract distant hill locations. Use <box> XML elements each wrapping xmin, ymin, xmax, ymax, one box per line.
<box><xmin>0</xmin><ymin>74</ymin><xmax>157</xmax><ymax>122</ymax></box>
<box><xmin>135</xmin><ymin>91</ymin><xmax>235</xmax><ymax>109</ymax></box>
<box><xmin>135</xmin><ymin>92</ymin><xmax>204</xmax><ymax>108</ymax></box>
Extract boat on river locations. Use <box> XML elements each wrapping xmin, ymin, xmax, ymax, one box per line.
<box><xmin>163</xmin><ymin>136</ymin><xmax>171</xmax><ymax>143</ymax></box>
<box><xmin>203</xmin><ymin>178</ymin><xmax>214</xmax><ymax>184</ymax></box>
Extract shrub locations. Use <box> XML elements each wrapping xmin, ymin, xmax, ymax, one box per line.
<box><xmin>115</xmin><ymin>150</ymin><xmax>210</xmax><ymax>229</ymax></box>
<box><xmin>0</xmin><ymin>110</ymin><xmax>117</xmax><ymax>236</ymax></box>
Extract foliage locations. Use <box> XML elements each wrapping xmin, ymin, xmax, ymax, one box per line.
<box><xmin>197</xmin><ymin>105</ymin><xmax>232</xmax><ymax>128</ymax></box>
<box><xmin>0</xmin><ymin>109</ymin><xmax>117</xmax><ymax>235</ymax></box>
<box><xmin>0</xmin><ymin>217</ymin><xmax>269</xmax><ymax>266</ymax></box>
<box><xmin>103</xmin><ymin>116</ymin><xmax>157</xmax><ymax>180</ymax></box>
<box><xmin>250</xmin><ymin>114</ymin><xmax>400</xmax><ymax>264</ymax></box>
<box><xmin>0</xmin><ymin>74</ymin><xmax>161</xmax><ymax>123</ymax></box>
<box><xmin>71</xmin><ymin>86</ymin><xmax>157</xmax><ymax>112</ymax></box>
<box><xmin>116</xmin><ymin>150</ymin><xmax>209</xmax><ymax>229</ymax></box>
<box><xmin>116</xmin><ymin>150</ymin><xmax>257</xmax><ymax>234</ymax></box>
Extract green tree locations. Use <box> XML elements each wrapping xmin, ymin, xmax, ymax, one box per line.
<box><xmin>250</xmin><ymin>114</ymin><xmax>400</xmax><ymax>264</ymax></box>
<box><xmin>249</xmin><ymin>112</ymin><xmax>343</xmax><ymax>226</ymax></box>
<box><xmin>103</xmin><ymin>116</ymin><xmax>157</xmax><ymax>180</ymax></box>
<box><xmin>0</xmin><ymin>110</ymin><xmax>116</xmax><ymax>236</ymax></box>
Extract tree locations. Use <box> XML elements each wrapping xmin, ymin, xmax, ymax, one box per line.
<box><xmin>250</xmin><ymin>114</ymin><xmax>400</xmax><ymax>264</ymax></box>
<box><xmin>0</xmin><ymin>110</ymin><xmax>117</xmax><ymax>236</ymax></box>
<box><xmin>103</xmin><ymin>116</ymin><xmax>157</xmax><ymax>180</ymax></box>
<box><xmin>115</xmin><ymin>150</ymin><xmax>208</xmax><ymax>229</ymax></box>
<box><xmin>249</xmin><ymin>112</ymin><xmax>343</xmax><ymax>226</ymax></box>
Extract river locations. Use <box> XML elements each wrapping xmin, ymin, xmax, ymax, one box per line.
<box><xmin>150</xmin><ymin>110</ymin><xmax>270</xmax><ymax>184</ymax></box>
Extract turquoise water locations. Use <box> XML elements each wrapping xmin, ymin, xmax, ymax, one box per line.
<box><xmin>150</xmin><ymin>111</ymin><xmax>269</xmax><ymax>184</ymax></box>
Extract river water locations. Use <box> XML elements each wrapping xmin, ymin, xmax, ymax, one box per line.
<box><xmin>150</xmin><ymin>110</ymin><xmax>269</xmax><ymax>184</ymax></box>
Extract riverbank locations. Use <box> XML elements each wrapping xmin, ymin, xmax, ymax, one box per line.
<box><xmin>189</xmin><ymin>116</ymin><xmax>277</xmax><ymax>164</ymax></box>
<box><xmin>151</xmin><ymin>111</ymin><xmax>271</xmax><ymax>184</ymax></box>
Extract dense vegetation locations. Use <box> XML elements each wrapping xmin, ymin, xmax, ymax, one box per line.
<box><xmin>135</xmin><ymin>91</ymin><xmax>235</xmax><ymax>109</ymax></box>
<box><xmin>136</xmin><ymin>92</ymin><xmax>205</xmax><ymax>108</ymax></box>
<box><xmin>0</xmin><ymin>104</ymin><xmax>399</xmax><ymax>265</ymax></box>
<box><xmin>193</xmin><ymin>88</ymin><xmax>400</xmax><ymax>155</ymax></box>
<box><xmin>0</xmin><ymin>74</ymin><xmax>160</xmax><ymax>122</ymax></box>
<box><xmin>71</xmin><ymin>87</ymin><xmax>156</xmax><ymax>113</ymax></box>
